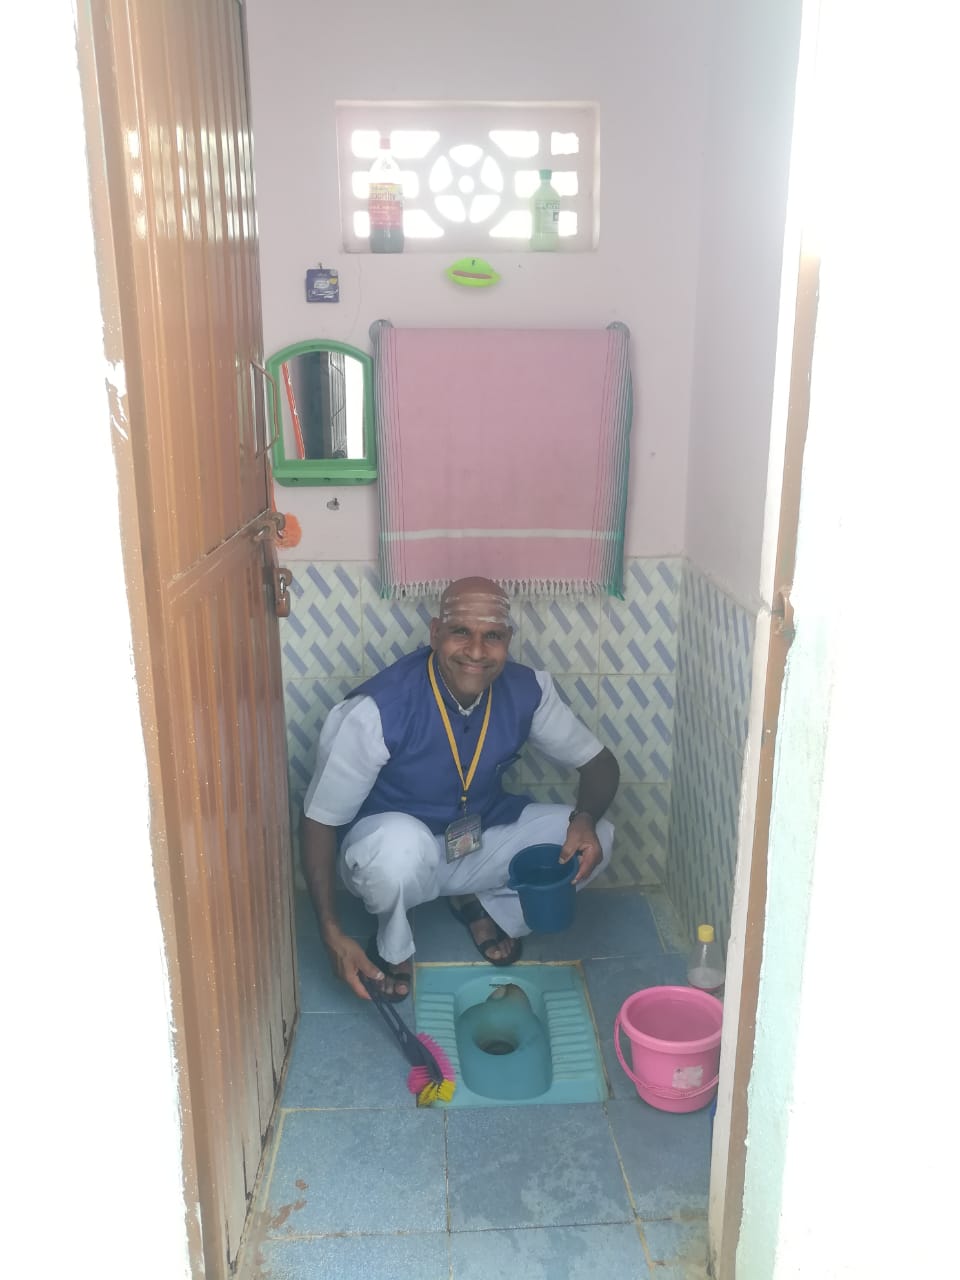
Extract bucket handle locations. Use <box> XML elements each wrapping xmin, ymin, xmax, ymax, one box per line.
<box><xmin>614</xmin><ymin>1010</ymin><xmax>719</xmax><ymax>1101</ymax></box>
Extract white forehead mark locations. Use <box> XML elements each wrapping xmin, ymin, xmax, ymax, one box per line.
<box><xmin>439</xmin><ymin>592</ymin><xmax>511</xmax><ymax>627</ymax></box>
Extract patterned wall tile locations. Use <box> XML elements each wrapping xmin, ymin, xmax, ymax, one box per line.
<box><xmin>359</xmin><ymin>564</ymin><xmax>438</xmax><ymax>674</ymax></box>
<box><xmin>667</xmin><ymin>563</ymin><xmax>756</xmax><ymax>952</ymax></box>
<box><xmin>597</xmin><ymin>675</ymin><xmax>675</xmax><ymax>784</ymax></box>
<box><xmin>276</xmin><ymin>556</ymin><xmax>757</xmax><ymax>904</ymax></box>
<box><xmin>516</xmin><ymin>783</ymin><xmax>669</xmax><ymax>889</ymax></box>
<box><xmin>679</xmin><ymin>570</ymin><xmax>754</xmax><ymax>751</ymax></box>
<box><xmin>518</xmin><ymin>782</ymin><xmax>573</xmax><ymax>808</ymax></box>
<box><xmin>515</xmin><ymin>597</ymin><xmax>601</xmax><ymax>673</ymax></box>
<box><xmin>518</xmin><ymin>674</ymin><xmax>600</xmax><ymax>784</ymax></box>
<box><xmin>279</xmin><ymin>564</ymin><xmax>364</xmax><ymax>680</ymax></box>
<box><xmin>605</xmin><ymin>784</ymin><xmax>672</xmax><ymax>886</ymax></box>
<box><xmin>284</xmin><ymin>676</ymin><xmax>357</xmax><ymax>797</ymax></box>
<box><xmin>668</xmin><ymin>704</ymin><xmax>743</xmax><ymax>953</ymax></box>
<box><xmin>600</xmin><ymin>558</ymin><xmax>682</xmax><ymax>676</ymax></box>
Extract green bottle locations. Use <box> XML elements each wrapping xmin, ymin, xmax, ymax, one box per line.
<box><xmin>530</xmin><ymin>169</ymin><xmax>560</xmax><ymax>251</ymax></box>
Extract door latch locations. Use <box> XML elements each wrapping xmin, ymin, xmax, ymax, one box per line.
<box><xmin>251</xmin><ymin>510</ymin><xmax>286</xmax><ymax>542</ymax></box>
<box><xmin>273</xmin><ymin>566</ymin><xmax>293</xmax><ymax>619</ymax></box>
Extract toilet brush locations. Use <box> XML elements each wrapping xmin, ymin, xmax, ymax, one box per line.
<box><xmin>360</xmin><ymin>975</ymin><xmax>457</xmax><ymax>1106</ymax></box>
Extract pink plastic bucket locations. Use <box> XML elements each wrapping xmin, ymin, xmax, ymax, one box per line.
<box><xmin>614</xmin><ymin>985</ymin><xmax>724</xmax><ymax>1113</ymax></box>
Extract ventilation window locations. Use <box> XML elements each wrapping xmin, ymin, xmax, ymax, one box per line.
<box><xmin>336</xmin><ymin>103</ymin><xmax>597</xmax><ymax>253</ymax></box>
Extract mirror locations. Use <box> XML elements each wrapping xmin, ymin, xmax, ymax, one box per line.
<box><xmin>265</xmin><ymin>339</ymin><xmax>376</xmax><ymax>485</ymax></box>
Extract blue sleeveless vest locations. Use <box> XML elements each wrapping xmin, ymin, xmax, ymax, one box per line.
<box><xmin>348</xmin><ymin>648</ymin><xmax>540</xmax><ymax>834</ymax></box>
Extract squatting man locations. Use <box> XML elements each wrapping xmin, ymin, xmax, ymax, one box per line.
<box><xmin>301</xmin><ymin>576</ymin><xmax>620</xmax><ymax>1001</ymax></box>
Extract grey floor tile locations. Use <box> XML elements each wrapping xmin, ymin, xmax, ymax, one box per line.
<box><xmin>585</xmin><ymin>955</ymin><xmax>702</xmax><ymax>1099</ymax></box>
<box><xmin>254</xmin><ymin>1232</ymin><xmax>450</xmax><ymax>1279</ymax></box>
<box><xmin>606</xmin><ymin>1098</ymin><xmax>711</xmax><ymax>1218</ymax></box>
<box><xmin>451</xmin><ymin>1223</ymin><xmax>650</xmax><ymax>1279</ymax></box>
<box><xmin>296</xmin><ymin>890</ymin><xmax>411</xmax><ymax>1013</ymax></box>
<box><xmin>521</xmin><ymin>889</ymin><xmax>664</xmax><ymax>962</ymax></box>
<box><xmin>445</xmin><ymin>1104</ymin><xmax>632</xmax><ymax>1230</ymax></box>
<box><xmin>412</xmin><ymin>896</ymin><xmax>491</xmax><ymax>962</ymax></box>
<box><xmin>600</xmin><ymin>1035</ymin><xmax>643</xmax><ymax>1101</ymax></box>
<box><xmin>281</xmin><ymin>1011</ymin><xmax>417</xmax><ymax>1109</ymax></box>
<box><xmin>416</xmin><ymin>888</ymin><xmax>662</xmax><ymax>965</ymax></box>
<box><xmin>294</xmin><ymin>889</ymin><xmax>315</xmax><ymax>940</ymax></box>
<box><xmin>642</xmin><ymin>1217</ymin><xmax>710</xmax><ymax>1278</ymax></box>
<box><xmin>295</xmin><ymin>889</ymin><xmax>376</xmax><ymax>947</ymax></box>
<box><xmin>266</xmin><ymin>1109</ymin><xmax>446</xmax><ymax>1236</ymax></box>
<box><xmin>584</xmin><ymin>954</ymin><xmax>688</xmax><ymax>1032</ymax></box>
<box><xmin>645</xmin><ymin>890</ymin><xmax>689</xmax><ymax>953</ymax></box>
<box><xmin>297</xmin><ymin>935</ymin><xmax>372</xmax><ymax>1015</ymax></box>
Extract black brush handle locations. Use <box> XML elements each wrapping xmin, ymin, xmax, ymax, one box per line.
<box><xmin>359</xmin><ymin>975</ymin><xmax>441</xmax><ymax>1083</ymax></box>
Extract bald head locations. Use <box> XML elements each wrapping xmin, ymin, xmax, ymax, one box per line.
<box><xmin>439</xmin><ymin>576</ymin><xmax>511</xmax><ymax>627</ymax></box>
<box><xmin>430</xmin><ymin>577</ymin><xmax>513</xmax><ymax>706</ymax></box>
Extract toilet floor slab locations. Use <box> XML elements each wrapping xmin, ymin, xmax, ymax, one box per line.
<box><xmin>414</xmin><ymin>962</ymin><xmax>608</xmax><ymax>1108</ymax></box>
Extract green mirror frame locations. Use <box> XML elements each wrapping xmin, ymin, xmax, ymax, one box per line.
<box><xmin>265</xmin><ymin>339</ymin><xmax>377</xmax><ymax>486</ymax></box>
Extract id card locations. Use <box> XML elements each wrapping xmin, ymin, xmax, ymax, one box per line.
<box><xmin>444</xmin><ymin>813</ymin><xmax>482</xmax><ymax>862</ymax></box>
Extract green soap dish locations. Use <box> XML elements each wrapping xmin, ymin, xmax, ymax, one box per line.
<box><xmin>445</xmin><ymin>256</ymin><xmax>501</xmax><ymax>288</ymax></box>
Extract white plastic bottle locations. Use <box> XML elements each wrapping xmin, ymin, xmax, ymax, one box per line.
<box><xmin>368</xmin><ymin>135</ymin><xmax>404</xmax><ymax>254</ymax></box>
<box><xmin>530</xmin><ymin>169</ymin><xmax>560</xmax><ymax>251</ymax></box>
<box><xmin>687</xmin><ymin>924</ymin><xmax>725</xmax><ymax>996</ymax></box>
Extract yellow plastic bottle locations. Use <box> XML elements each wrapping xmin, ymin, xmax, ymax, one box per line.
<box><xmin>687</xmin><ymin>924</ymin><xmax>725</xmax><ymax>995</ymax></box>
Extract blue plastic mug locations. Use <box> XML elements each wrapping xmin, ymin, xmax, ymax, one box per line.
<box><xmin>507</xmin><ymin>843</ymin><xmax>581</xmax><ymax>933</ymax></box>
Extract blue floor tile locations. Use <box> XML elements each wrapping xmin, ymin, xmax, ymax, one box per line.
<box><xmin>281</xmin><ymin>1010</ymin><xmax>420</xmax><ymax>1109</ymax></box>
<box><xmin>520</xmin><ymin>889</ymin><xmax>664</xmax><ymax>962</ymax></box>
<box><xmin>266</xmin><ymin>1108</ymin><xmax>446</xmax><ymax>1236</ymax></box>
<box><xmin>296</xmin><ymin>890</ymin><xmax>407</xmax><ymax>1013</ymax></box>
<box><xmin>294</xmin><ymin>889</ymin><xmax>319</xmax><ymax>941</ymax></box>
<box><xmin>583</xmin><ymin>954</ymin><xmax>689</xmax><ymax>1033</ymax></box>
<box><xmin>606</xmin><ymin>1098</ymin><xmax>711</xmax><ymax>1218</ymax></box>
<box><xmin>584</xmin><ymin>955</ymin><xmax>689</xmax><ymax>1100</ymax></box>
<box><xmin>259</xmin><ymin>886</ymin><xmax>713</xmax><ymax>1279</ymax></box>
<box><xmin>445</xmin><ymin>1104</ymin><xmax>632</xmax><ymax>1230</ymax></box>
<box><xmin>295</xmin><ymin>889</ymin><xmax>375</xmax><ymax>949</ymax></box>
<box><xmin>599</xmin><ymin>1034</ymin><xmax>637</xmax><ymax>1101</ymax></box>
<box><xmin>412</xmin><ymin>896</ymin><xmax>491</xmax><ymax>962</ymax></box>
<box><xmin>297</xmin><ymin>940</ymin><xmax>373</xmax><ymax>1016</ymax></box>
<box><xmin>256</xmin><ymin>1232</ymin><xmax>450</xmax><ymax>1279</ymax></box>
<box><xmin>645</xmin><ymin>890</ymin><xmax>689</xmax><ymax>953</ymax></box>
<box><xmin>450</xmin><ymin>1223</ymin><xmax>650</xmax><ymax>1279</ymax></box>
<box><xmin>414</xmin><ymin>889</ymin><xmax>662</xmax><ymax>965</ymax></box>
<box><xmin>642</xmin><ymin>1217</ymin><xmax>710</xmax><ymax>1278</ymax></box>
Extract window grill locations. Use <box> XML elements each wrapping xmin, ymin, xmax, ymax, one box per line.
<box><xmin>336</xmin><ymin>102</ymin><xmax>598</xmax><ymax>253</ymax></box>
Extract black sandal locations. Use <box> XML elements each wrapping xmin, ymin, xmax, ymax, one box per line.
<box><xmin>447</xmin><ymin>896</ymin><xmax>523</xmax><ymax>967</ymax></box>
<box><xmin>364</xmin><ymin>935</ymin><xmax>413</xmax><ymax>1003</ymax></box>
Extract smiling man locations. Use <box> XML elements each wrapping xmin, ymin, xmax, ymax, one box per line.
<box><xmin>301</xmin><ymin>577</ymin><xmax>620</xmax><ymax>1002</ymax></box>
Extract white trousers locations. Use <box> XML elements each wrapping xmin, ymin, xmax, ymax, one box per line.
<box><xmin>338</xmin><ymin>802</ymin><xmax>615</xmax><ymax>964</ymax></box>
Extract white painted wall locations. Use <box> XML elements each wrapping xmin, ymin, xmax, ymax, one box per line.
<box><xmin>737</xmin><ymin>3</ymin><xmax>958</xmax><ymax>1274</ymax></box>
<box><xmin>245</xmin><ymin>0</ymin><xmax>711</xmax><ymax>562</ymax></box>
<box><xmin>2</xmin><ymin>6</ymin><xmax>191</xmax><ymax>1277</ymax></box>
<box><xmin>685</xmin><ymin>0</ymin><xmax>803</xmax><ymax>608</ymax></box>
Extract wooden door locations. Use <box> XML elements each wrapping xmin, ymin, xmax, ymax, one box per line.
<box><xmin>82</xmin><ymin>0</ymin><xmax>297</xmax><ymax>1274</ymax></box>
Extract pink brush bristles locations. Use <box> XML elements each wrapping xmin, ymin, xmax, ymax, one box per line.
<box><xmin>406</xmin><ymin>1033</ymin><xmax>456</xmax><ymax>1096</ymax></box>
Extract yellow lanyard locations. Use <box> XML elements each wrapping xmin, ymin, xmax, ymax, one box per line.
<box><xmin>427</xmin><ymin>652</ymin><xmax>492</xmax><ymax>810</ymax></box>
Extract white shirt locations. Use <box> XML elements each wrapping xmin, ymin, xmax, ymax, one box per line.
<box><xmin>304</xmin><ymin>668</ymin><xmax>603</xmax><ymax>827</ymax></box>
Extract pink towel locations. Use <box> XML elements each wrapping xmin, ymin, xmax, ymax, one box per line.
<box><xmin>372</xmin><ymin>321</ymin><xmax>632</xmax><ymax>597</ymax></box>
